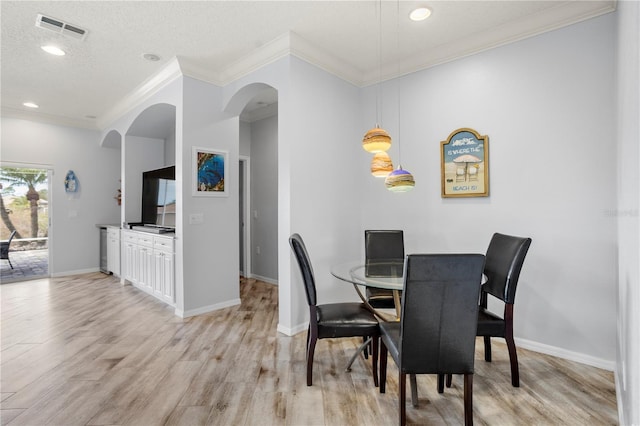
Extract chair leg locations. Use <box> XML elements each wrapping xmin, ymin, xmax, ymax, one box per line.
<box><xmin>505</xmin><ymin>305</ymin><xmax>520</xmax><ymax>387</ymax></box>
<box><xmin>362</xmin><ymin>336</ymin><xmax>369</xmax><ymax>359</ymax></box>
<box><xmin>483</xmin><ymin>336</ymin><xmax>492</xmax><ymax>362</ymax></box>
<box><xmin>399</xmin><ymin>372</ymin><xmax>407</xmax><ymax>426</ymax></box>
<box><xmin>410</xmin><ymin>374</ymin><xmax>418</xmax><ymax>407</ymax></box>
<box><xmin>306</xmin><ymin>328</ymin><xmax>317</xmax><ymax>386</ymax></box>
<box><xmin>371</xmin><ymin>336</ymin><xmax>379</xmax><ymax>387</ymax></box>
<box><xmin>380</xmin><ymin>342</ymin><xmax>388</xmax><ymax>393</ymax></box>
<box><xmin>437</xmin><ymin>373</ymin><xmax>445</xmax><ymax>394</ymax></box>
<box><xmin>506</xmin><ymin>335</ymin><xmax>520</xmax><ymax>387</ymax></box>
<box><xmin>446</xmin><ymin>373</ymin><xmax>452</xmax><ymax>388</ymax></box>
<box><xmin>464</xmin><ymin>373</ymin><xmax>474</xmax><ymax>426</ymax></box>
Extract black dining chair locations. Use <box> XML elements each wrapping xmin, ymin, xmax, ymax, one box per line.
<box><xmin>289</xmin><ymin>233</ymin><xmax>380</xmax><ymax>387</ymax></box>
<box><xmin>1</xmin><ymin>230</ymin><xmax>17</xmax><ymax>269</ymax></box>
<box><xmin>364</xmin><ymin>230</ymin><xmax>405</xmax><ymax>309</ymax></box>
<box><xmin>476</xmin><ymin>232</ymin><xmax>532</xmax><ymax>387</ymax></box>
<box><xmin>379</xmin><ymin>253</ymin><xmax>485</xmax><ymax>426</ymax></box>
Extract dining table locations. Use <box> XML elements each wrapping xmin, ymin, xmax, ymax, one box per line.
<box><xmin>331</xmin><ymin>260</ymin><xmax>404</xmax><ymax>321</ymax></box>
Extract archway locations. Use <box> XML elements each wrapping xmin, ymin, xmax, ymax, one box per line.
<box><xmin>225</xmin><ymin>82</ymin><xmax>279</xmax><ymax>317</ymax></box>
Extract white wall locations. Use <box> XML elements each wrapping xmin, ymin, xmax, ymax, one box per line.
<box><xmin>180</xmin><ymin>76</ymin><xmax>240</xmax><ymax>315</ymax></box>
<box><xmin>249</xmin><ymin>115</ymin><xmax>278</xmax><ymax>282</ymax></box>
<box><xmin>239</xmin><ymin>121</ymin><xmax>251</xmax><ymax>156</ymax></box>
<box><xmin>1</xmin><ymin>118</ymin><xmax>120</xmax><ymax>275</ymax></box>
<box><xmin>285</xmin><ymin>57</ymin><xmax>365</xmax><ymax>329</ymax></box>
<box><xmin>358</xmin><ymin>14</ymin><xmax>618</xmax><ymax>367</ymax></box>
<box><xmin>615</xmin><ymin>2</ymin><xmax>640</xmax><ymax>424</ymax></box>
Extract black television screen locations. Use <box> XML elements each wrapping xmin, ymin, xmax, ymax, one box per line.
<box><xmin>141</xmin><ymin>166</ymin><xmax>176</xmax><ymax>228</ymax></box>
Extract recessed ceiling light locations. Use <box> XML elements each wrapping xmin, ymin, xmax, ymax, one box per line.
<box><xmin>23</xmin><ymin>102</ymin><xmax>39</xmax><ymax>108</ymax></box>
<box><xmin>142</xmin><ymin>53</ymin><xmax>161</xmax><ymax>62</ymax></box>
<box><xmin>409</xmin><ymin>7</ymin><xmax>432</xmax><ymax>21</ymax></box>
<box><xmin>41</xmin><ymin>45</ymin><xmax>66</xmax><ymax>56</ymax></box>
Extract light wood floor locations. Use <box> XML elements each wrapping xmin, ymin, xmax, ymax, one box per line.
<box><xmin>1</xmin><ymin>273</ymin><xmax>617</xmax><ymax>425</ymax></box>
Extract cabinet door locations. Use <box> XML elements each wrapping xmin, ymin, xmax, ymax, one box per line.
<box><xmin>107</xmin><ymin>236</ymin><xmax>120</xmax><ymax>276</ymax></box>
<box><xmin>112</xmin><ymin>239</ymin><xmax>120</xmax><ymax>276</ymax></box>
<box><xmin>161</xmin><ymin>252</ymin><xmax>175</xmax><ymax>304</ymax></box>
<box><xmin>139</xmin><ymin>247</ymin><xmax>153</xmax><ymax>291</ymax></box>
<box><xmin>153</xmin><ymin>251</ymin><xmax>164</xmax><ymax>297</ymax></box>
<box><xmin>123</xmin><ymin>241</ymin><xmax>135</xmax><ymax>283</ymax></box>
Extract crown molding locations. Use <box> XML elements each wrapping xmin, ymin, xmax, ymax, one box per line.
<box><xmin>217</xmin><ymin>32</ymin><xmax>292</xmax><ymax>85</ymax></box>
<box><xmin>97</xmin><ymin>57</ymin><xmax>183</xmax><ymax>130</ymax></box>
<box><xmin>287</xmin><ymin>32</ymin><xmax>364</xmax><ymax>87</ymax></box>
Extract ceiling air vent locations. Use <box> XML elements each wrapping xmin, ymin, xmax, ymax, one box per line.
<box><xmin>35</xmin><ymin>14</ymin><xmax>88</xmax><ymax>41</ymax></box>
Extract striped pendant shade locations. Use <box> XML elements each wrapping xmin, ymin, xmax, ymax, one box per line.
<box><xmin>384</xmin><ymin>166</ymin><xmax>415</xmax><ymax>192</ymax></box>
<box><xmin>362</xmin><ymin>127</ymin><xmax>392</xmax><ymax>153</ymax></box>
<box><xmin>371</xmin><ymin>152</ymin><xmax>393</xmax><ymax>177</ymax></box>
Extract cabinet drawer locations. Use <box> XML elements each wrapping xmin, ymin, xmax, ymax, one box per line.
<box><xmin>107</xmin><ymin>228</ymin><xmax>120</xmax><ymax>239</ymax></box>
<box><xmin>123</xmin><ymin>232</ymin><xmax>138</xmax><ymax>244</ymax></box>
<box><xmin>137</xmin><ymin>235</ymin><xmax>154</xmax><ymax>248</ymax></box>
<box><xmin>154</xmin><ymin>237</ymin><xmax>174</xmax><ymax>252</ymax></box>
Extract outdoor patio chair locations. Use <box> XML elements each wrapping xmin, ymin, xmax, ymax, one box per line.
<box><xmin>1</xmin><ymin>230</ymin><xmax>17</xmax><ymax>269</ymax></box>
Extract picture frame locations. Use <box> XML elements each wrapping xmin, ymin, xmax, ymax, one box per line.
<box><xmin>192</xmin><ymin>147</ymin><xmax>228</xmax><ymax>197</ymax></box>
<box><xmin>440</xmin><ymin>128</ymin><xmax>489</xmax><ymax>198</ymax></box>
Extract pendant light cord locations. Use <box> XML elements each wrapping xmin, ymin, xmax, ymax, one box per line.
<box><xmin>396</xmin><ymin>0</ymin><xmax>402</xmax><ymax>166</ymax></box>
<box><xmin>376</xmin><ymin>0</ymin><xmax>383</xmax><ymax>127</ymax></box>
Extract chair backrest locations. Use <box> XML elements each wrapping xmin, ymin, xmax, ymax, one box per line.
<box><xmin>289</xmin><ymin>233</ymin><xmax>317</xmax><ymax>307</ymax></box>
<box><xmin>365</xmin><ymin>230</ymin><xmax>404</xmax><ymax>277</ymax></box>
<box><xmin>399</xmin><ymin>254</ymin><xmax>485</xmax><ymax>374</ymax></box>
<box><xmin>483</xmin><ymin>233</ymin><xmax>532</xmax><ymax>304</ymax></box>
<box><xmin>6</xmin><ymin>230</ymin><xmax>16</xmax><ymax>243</ymax></box>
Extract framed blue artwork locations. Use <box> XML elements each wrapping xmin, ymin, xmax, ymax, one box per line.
<box><xmin>192</xmin><ymin>147</ymin><xmax>228</xmax><ymax>197</ymax></box>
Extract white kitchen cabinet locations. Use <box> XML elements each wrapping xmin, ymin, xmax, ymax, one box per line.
<box><xmin>121</xmin><ymin>230</ymin><xmax>175</xmax><ymax>306</ymax></box>
<box><xmin>106</xmin><ymin>227</ymin><xmax>120</xmax><ymax>276</ymax></box>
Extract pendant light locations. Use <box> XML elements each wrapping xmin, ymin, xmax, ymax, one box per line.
<box><xmin>385</xmin><ymin>165</ymin><xmax>415</xmax><ymax>192</ymax></box>
<box><xmin>362</xmin><ymin>0</ymin><xmax>391</xmax><ymax>154</ymax></box>
<box><xmin>363</xmin><ymin>127</ymin><xmax>392</xmax><ymax>153</ymax></box>
<box><xmin>385</xmin><ymin>0</ymin><xmax>415</xmax><ymax>192</ymax></box>
<box><xmin>371</xmin><ymin>151</ymin><xmax>393</xmax><ymax>177</ymax></box>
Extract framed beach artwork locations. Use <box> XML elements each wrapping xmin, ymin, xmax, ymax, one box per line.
<box><xmin>192</xmin><ymin>147</ymin><xmax>228</xmax><ymax>197</ymax></box>
<box><xmin>440</xmin><ymin>128</ymin><xmax>489</xmax><ymax>198</ymax></box>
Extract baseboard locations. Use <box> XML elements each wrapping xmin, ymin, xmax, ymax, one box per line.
<box><xmin>248</xmin><ymin>273</ymin><xmax>278</xmax><ymax>286</ymax></box>
<box><xmin>277</xmin><ymin>322</ymin><xmax>307</xmax><ymax>336</ymax></box>
<box><xmin>175</xmin><ymin>298</ymin><xmax>241</xmax><ymax>318</ymax></box>
<box><xmin>50</xmin><ymin>267</ymin><xmax>100</xmax><ymax>277</ymax></box>
<box><xmin>273</xmin><ymin>327</ymin><xmax>615</xmax><ymax>372</ymax></box>
<box><xmin>515</xmin><ymin>337</ymin><xmax>615</xmax><ymax>371</ymax></box>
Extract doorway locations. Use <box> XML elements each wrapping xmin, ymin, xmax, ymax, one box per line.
<box><xmin>0</xmin><ymin>165</ymin><xmax>51</xmax><ymax>282</ymax></box>
<box><xmin>239</xmin><ymin>156</ymin><xmax>251</xmax><ymax>278</ymax></box>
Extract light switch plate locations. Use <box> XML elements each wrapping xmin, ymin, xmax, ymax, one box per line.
<box><xmin>189</xmin><ymin>213</ymin><xmax>203</xmax><ymax>224</ymax></box>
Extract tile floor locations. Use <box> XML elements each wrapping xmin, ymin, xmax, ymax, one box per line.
<box><xmin>0</xmin><ymin>249</ymin><xmax>48</xmax><ymax>283</ymax></box>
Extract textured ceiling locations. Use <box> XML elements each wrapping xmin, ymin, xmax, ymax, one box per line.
<box><xmin>0</xmin><ymin>1</ymin><xmax>616</xmax><ymax>130</ymax></box>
